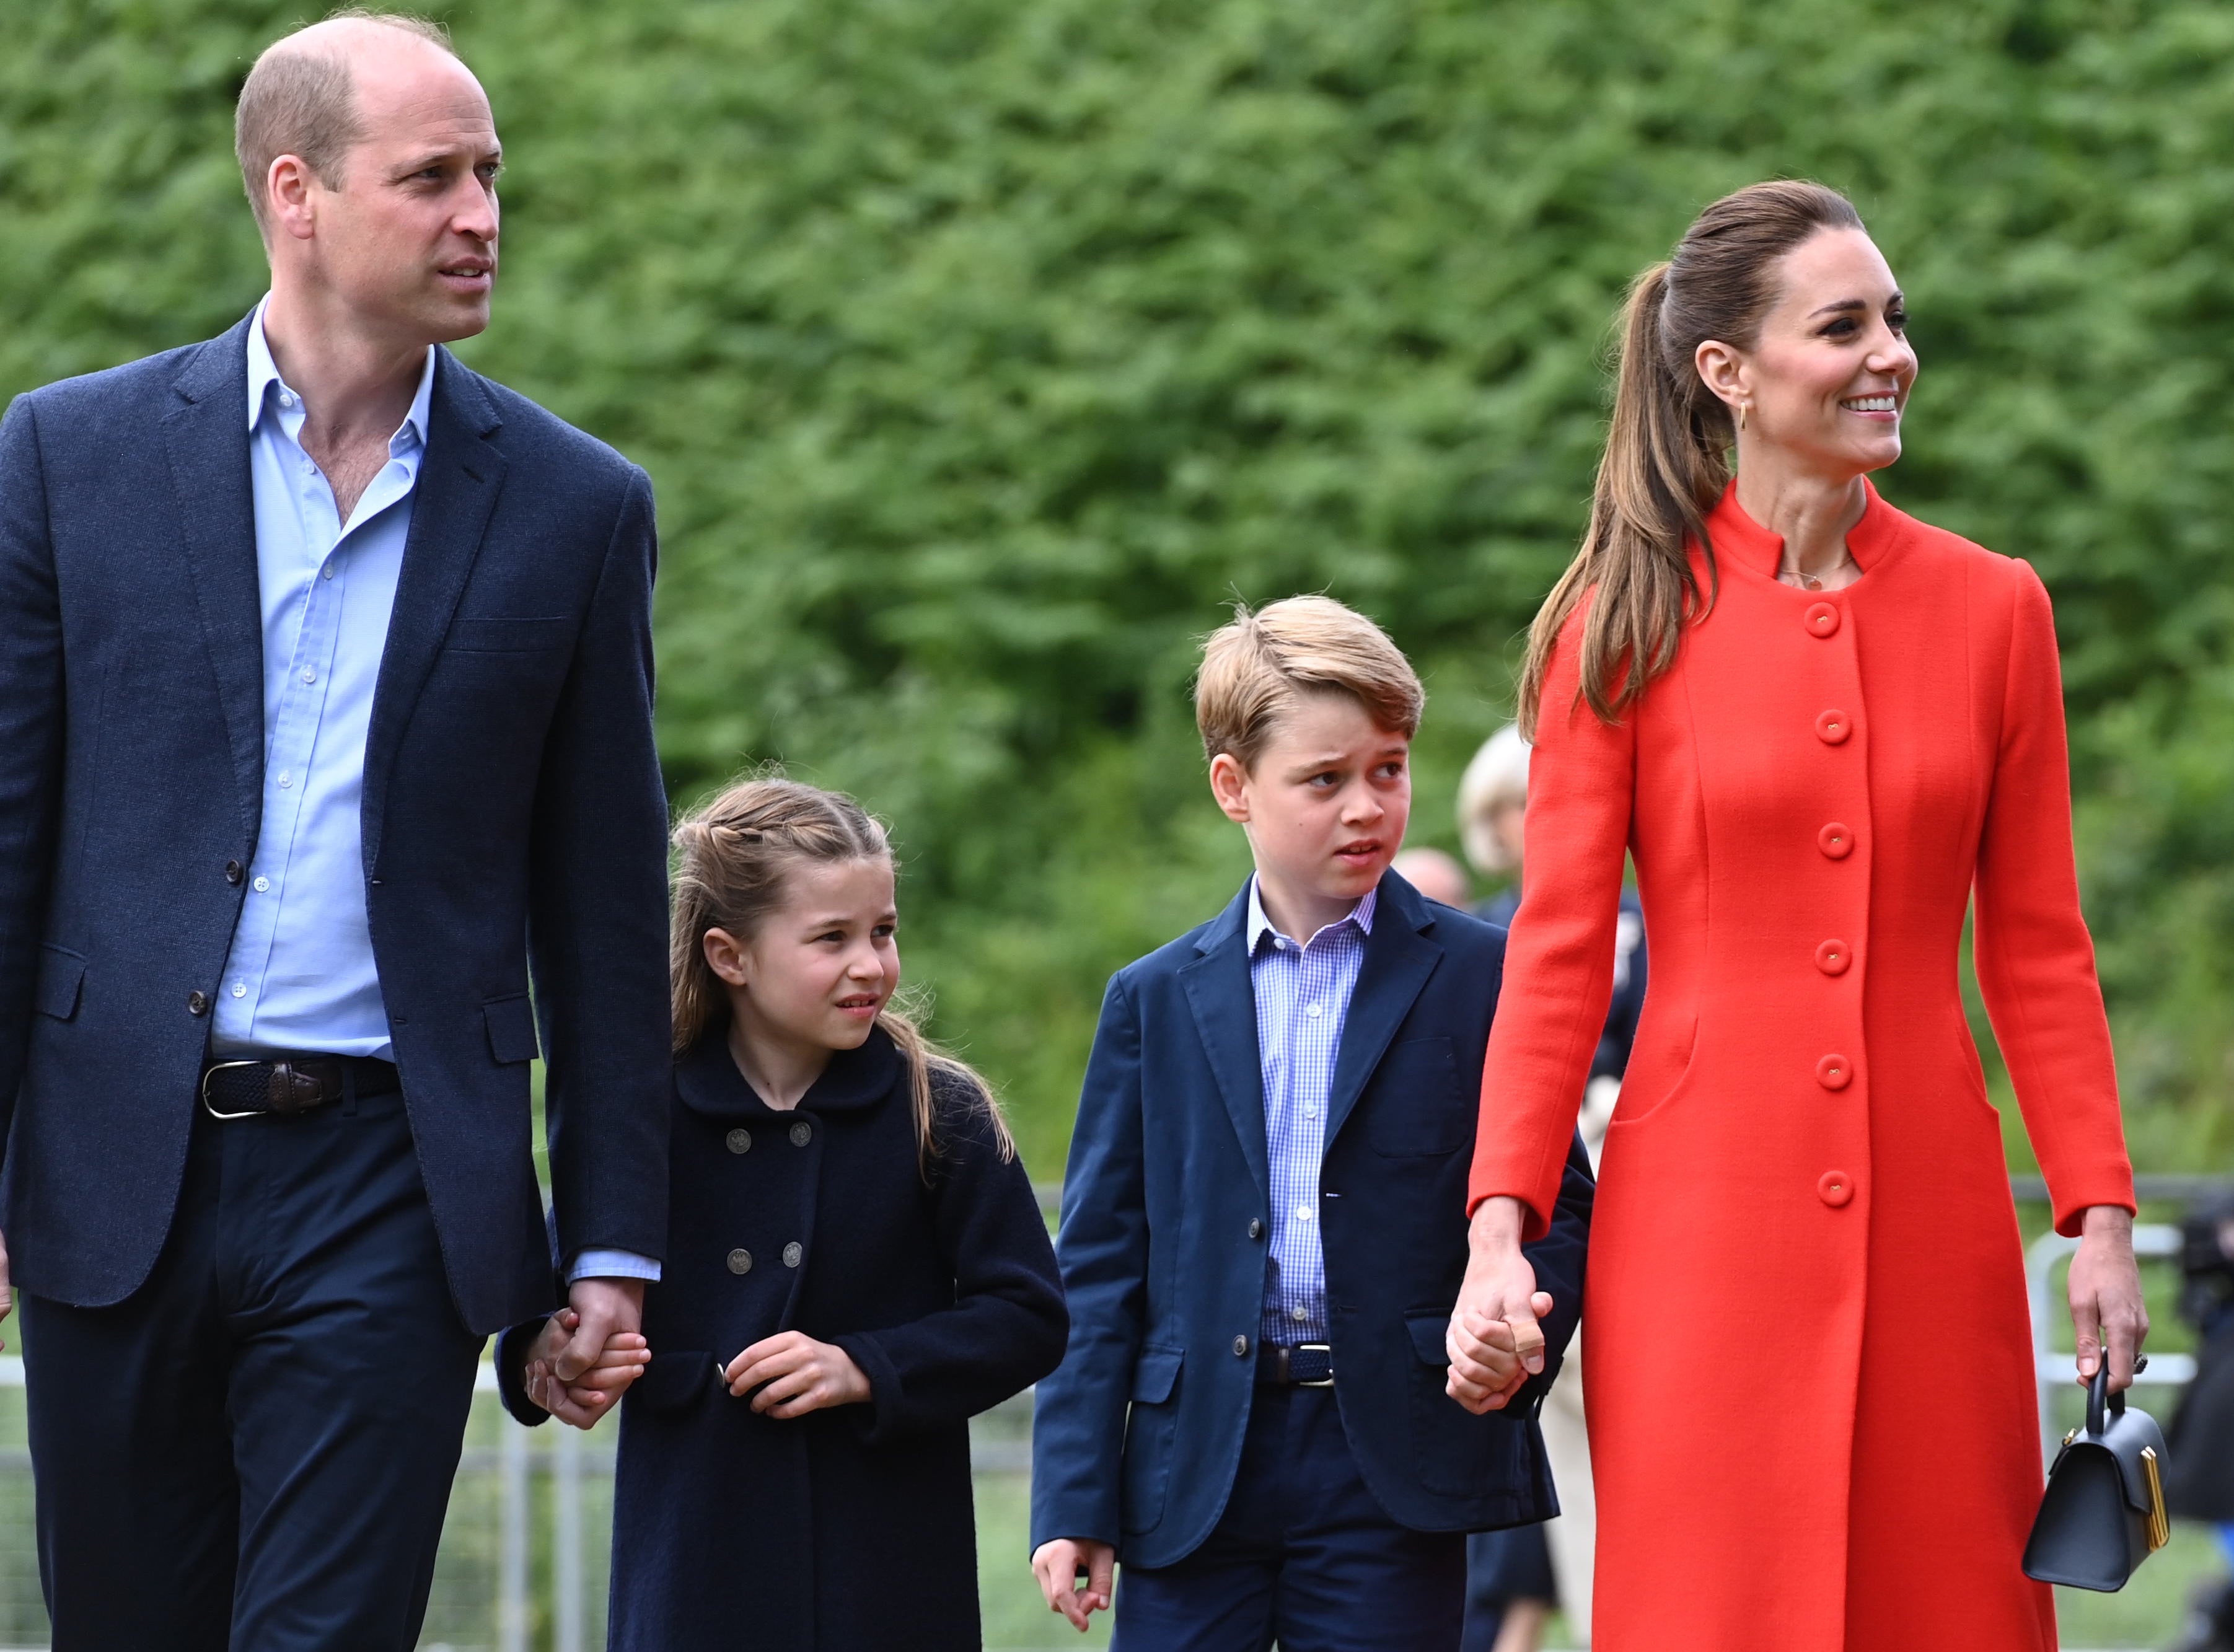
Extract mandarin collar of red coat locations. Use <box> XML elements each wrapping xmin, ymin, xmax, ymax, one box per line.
<box><xmin>1704</xmin><ymin>476</ymin><xmax>1902</xmax><ymax>579</ymax></box>
<box><xmin>675</xmin><ymin>1023</ymin><xmax>903</xmax><ymax>1120</ymax></box>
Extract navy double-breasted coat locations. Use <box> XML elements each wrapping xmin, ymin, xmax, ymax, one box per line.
<box><xmin>501</xmin><ymin>1027</ymin><xmax>1066</xmax><ymax>1650</ymax></box>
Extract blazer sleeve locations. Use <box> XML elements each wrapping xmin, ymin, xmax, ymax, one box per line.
<box><xmin>1029</xmin><ymin>971</ymin><xmax>1150</xmax><ymax>1551</ymax></box>
<box><xmin>0</xmin><ymin>395</ymin><xmax>65</xmax><ymax>1140</ymax></box>
<box><xmin>832</xmin><ymin>1079</ymin><xmax>1067</xmax><ymax>1444</ymax></box>
<box><xmin>1972</xmin><ymin>562</ymin><xmax>2134</xmax><ymax>1235</ymax></box>
<box><xmin>1513</xmin><ymin>1131</ymin><xmax>1596</xmax><ymax>1407</ymax></box>
<box><xmin>1469</xmin><ymin>608</ymin><xmax>1636</xmax><ymax>1240</ymax></box>
<box><xmin>529</xmin><ymin>465</ymin><xmax>674</xmax><ymax>1270</ymax></box>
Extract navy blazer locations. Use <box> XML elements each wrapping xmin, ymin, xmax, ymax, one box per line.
<box><xmin>1030</xmin><ymin>871</ymin><xmax>1594</xmax><ymax>1567</ymax></box>
<box><xmin>0</xmin><ymin>314</ymin><xmax>672</xmax><ymax>1333</ymax></box>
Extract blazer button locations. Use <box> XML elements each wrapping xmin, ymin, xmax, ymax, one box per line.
<box><xmin>187</xmin><ymin>990</ymin><xmax>210</xmax><ymax>1016</ymax></box>
<box><xmin>1247</xmin><ymin>1218</ymin><xmax>1264</xmax><ymax>1239</ymax></box>
<box><xmin>1818</xmin><ymin>1170</ymin><xmax>1856</xmax><ymax>1208</ymax></box>
<box><xmin>1814</xmin><ymin>938</ymin><xmax>1852</xmax><ymax>976</ymax></box>
<box><xmin>788</xmin><ymin>1121</ymin><xmax>812</xmax><ymax>1148</ymax></box>
<box><xmin>1805</xmin><ymin>601</ymin><xmax>1840</xmax><ymax>638</ymax></box>
<box><xmin>1233</xmin><ymin>1335</ymin><xmax>1250</xmax><ymax>1358</ymax></box>
<box><xmin>1815</xmin><ymin>1053</ymin><xmax>1854</xmax><ymax>1091</ymax></box>
<box><xmin>782</xmin><ymin>1241</ymin><xmax>803</xmax><ymax>1268</ymax></box>
<box><xmin>1814</xmin><ymin>709</ymin><xmax>1851</xmax><ymax>745</ymax></box>
<box><xmin>224</xmin><ymin>859</ymin><xmax>245</xmax><ymax>885</ymax></box>
<box><xmin>1817</xmin><ymin>822</ymin><xmax>1855</xmax><ymax>859</ymax></box>
<box><xmin>726</xmin><ymin>1128</ymin><xmax>752</xmax><ymax>1154</ymax></box>
<box><xmin>727</xmin><ymin>1248</ymin><xmax>753</xmax><ymax>1275</ymax></box>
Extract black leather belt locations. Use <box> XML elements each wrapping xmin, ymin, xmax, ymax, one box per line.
<box><xmin>200</xmin><ymin>1055</ymin><xmax>400</xmax><ymax>1120</ymax></box>
<box><xmin>1257</xmin><ymin>1342</ymin><xmax>1334</xmax><ymax>1387</ymax></box>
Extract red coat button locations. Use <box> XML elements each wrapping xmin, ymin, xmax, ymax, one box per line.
<box><xmin>1814</xmin><ymin>709</ymin><xmax>1850</xmax><ymax>745</ymax></box>
<box><xmin>1818</xmin><ymin>1170</ymin><xmax>1855</xmax><ymax>1207</ymax></box>
<box><xmin>1815</xmin><ymin>1053</ymin><xmax>1854</xmax><ymax>1090</ymax></box>
<box><xmin>1814</xmin><ymin>939</ymin><xmax>1851</xmax><ymax>975</ymax></box>
<box><xmin>1818</xmin><ymin>822</ymin><xmax>1854</xmax><ymax>859</ymax></box>
<box><xmin>1805</xmin><ymin>602</ymin><xmax>1840</xmax><ymax>638</ymax></box>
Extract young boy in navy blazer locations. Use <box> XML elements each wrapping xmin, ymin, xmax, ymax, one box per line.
<box><xmin>1030</xmin><ymin>597</ymin><xmax>1596</xmax><ymax>1649</ymax></box>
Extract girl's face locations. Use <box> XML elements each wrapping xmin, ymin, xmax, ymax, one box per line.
<box><xmin>1697</xmin><ymin>226</ymin><xmax>1918</xmax><ymax>480</ymax></box>
<box><xmin>704</xmin><ymin>857</ymin><xmax>900</xmax><ymax>1056</ymax></box>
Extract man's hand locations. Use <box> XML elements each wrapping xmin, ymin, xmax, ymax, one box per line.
<box><xmin>723</xmin><ymin>1331</ymin><xmax>871</xmax><ymax>1418</ymax></box>
<box><xmin>0</xmin><ymin>1225</ymin><xmax>14</xmax><ymax>1351</ymax></box>
<box><xmin>554</xmin><ymin>1276</ymin><xmax>646</xmax><ymax>1384</ymax></box>
<box><xmin>1031</xmin><ymin>1537</ymin><xmax>1115</xmax><ymax>1632</ymax></box>
<box><xmin>2070</xmin><ymin>1205</ymin><xmax>2150</xmax><ymax>1392</ymax></box>
<box><xmin>522</xmin><ymin>1308</ymin><xmax>650</xmax><ymax>1428</ymax></box>
<box><xmin>1447</xmin><ymin>1197</ymin><xmax>1548</xmax><ymax>1413</ymax></box>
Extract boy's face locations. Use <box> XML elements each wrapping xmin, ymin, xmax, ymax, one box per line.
<box><xmin>1210</xmin><ymin>691</ymin><xmax>1411</xmax><ymax>926</ymax></box>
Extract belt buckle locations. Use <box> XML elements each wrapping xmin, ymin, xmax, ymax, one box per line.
<box><xmin>1296</xmin><ymin>1342</ymin><xmax>1335</xmax><ymax>1387</ymax></box>
<box><xmin>200</xmin><ymin>1060</ymin><xmax>269</xmax><ymax>1121</ymax></box>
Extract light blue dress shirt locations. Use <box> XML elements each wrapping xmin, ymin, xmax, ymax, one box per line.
<box><xmin>213</xmin><ymin>299</ymin><xmax>655</xmax><ymax>1285</ymax></box>
<box><xmin>1247</xmin><ymin>876</ymin><xmax>1376</xmax><ymax>1345</ymax></box>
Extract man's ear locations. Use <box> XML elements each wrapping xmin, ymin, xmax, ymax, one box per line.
<box><xmin>1208</xmin><ymin>751</ymin><xmax>1252</xmax><ymax>825</ymax></box>
<box><xmin>266</xmin><ymin>153</ymin><xmax>322</xmax><ymax>244</ymax></box>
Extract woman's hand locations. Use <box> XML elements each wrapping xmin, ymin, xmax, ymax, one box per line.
<box><xmin>1031</xmin><ymin>1538</ymin><xmax>1115</xmax><ymax>1633</ymax></box>
<box><xmin>724</xmin><ymin>1331</ymin><xmax>872</xmax><ymax>1417</ymax></box>
<box><xmin>2069</xmin><ymin>1205</ymin><xmax>2149</xmax><ymax>1392</ymax></box>
<box><xmin>522</xmin><ymin>1309</ymin><xmax>651</xmax><ymax>1428</ymax></box>
<box><xmin>1448</xmin><ymin>1197</ymin><xmax>1549</xmax><ymax>1413</ymax></box>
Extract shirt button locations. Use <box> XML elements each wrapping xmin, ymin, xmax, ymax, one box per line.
<box><xmin>1815</xmin><ymin>709</ymin><xmax>1851</xmax><ymax>745</ymax></box>
<box><xmin>224</xmin><ymin>859</ymin><xmax>244</xmax><ymax>885</ymax></box>
<box><xmin>1818</xmin><ymin>822</ymin><xmax>1854</xmax><ymax>859</ymax></box>
<box><xmin>1247</xmin><ymin>1218</ymin><xmax>1264</xmax><ymax>1239</ymax></box>
<box><xmin>1818</xmin><ymin>1170</ymin><xmax>1856</xmax><ymax>1208</ymax></box>
<box><xmin>1303</xmin><ymin>1104</ymin><xmax>1318</xmax><ymax>1119</ymax></box>
<box><xmin>1290</xmin><ymin>1305</ymin><xmax>1308</xmax><ymax>1321</ymax></box>
<box><xmin>1814</xmin><ymin>938</ymin><xmax>1852</xmax><ymax>976</ymax></box>
<box><xmin>1805</xmin><ymin>601</ymin><xmax>1840</xmax><ymax>638</ymax></box>
<box><xmin>279</xmin><ymin>390</ymin><xmax>296</xmax><ymax>408</ymax></box>
<box><xmin>788</xmin><ymin>1121</ymin><xmax>812</xmax><ymax>1147</ymax></box>
<box><xmin>1295</xmin><ymin>1203</ymin><xmax>1313</xmax><ymax>1223</ymax></box>
<box><xmin>301</xmin><ymin>668</ymin><xmax>316</xmax><ymax>685</ymax></box>
<box><xmin>231</xmin><ymin>982</ymin><xmax>247</xmax><ymax>998</ymax></box>
<box><xmin>253</xmin><ymin>876</ymin><xmax>270</xmax><ymax>892</ymax></box>
<box><xmin>1305</xmin><ymin>1003</ymin><xmax>1324</xmax><ymax>1018</ymax></box>
<box><xmin>726</xmin><ymin>1248</ymin><xmax>753</xmax><ymax>1275</ymax></box>
<box><xmin>1815</xmin><ymin>1053</ymin><xmax>1854</xmax><ymax>1091</ymax></box>
<box><xmin>321</xmin><ymin>564</ymin><xmax>335</xmax><ymax>580</ymax></box>
<box><xmin>726</xmin><ymin>1128</ymin><xmax>752</xmax><ymax>1154</ymax></box>
<box><xmin>276</xmin><ymin>770</ymin><xmax>294</xmax><ymax>790</ymax></box>
<box><xmin>1233</xmin><ymin>1335</ymin><xmax>1251</xmax><ymax>1357</ymax></box>
<box><xmin>782</xmin><ymin>1241</ymin><xmax>804</xmax><ymax>1268</ymax></box>
<box><xmin>187</xmin><ymin>991</ymin><xmax>210</xmax><ymax>1016</ymax></box>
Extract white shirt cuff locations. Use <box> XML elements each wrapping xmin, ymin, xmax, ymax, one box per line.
<box><xmin>568</xmin><ymin>1248</ymin><xmax>662</xmax><ymax>1283</ymax></box>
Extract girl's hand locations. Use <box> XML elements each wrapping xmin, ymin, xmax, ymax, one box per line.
<box><xmin>1031</xmin><ymin>1538</ymin><xmax>1115</xmax><ymax>1632</ymax></box>
<box><xmin>724</xmin><ymin>1331</ymin><xmax>872</xmax><ymax>1417</ymax></box>
<box><xmin>2069</xmin><ymin>1205</ymin><xmax>2149</xmax><ymax>1392</ymax></box>
<box><xmin>523</xmin><ymin>1309</ymin><xmax>651</xmax><ymax>1428</ymax></box>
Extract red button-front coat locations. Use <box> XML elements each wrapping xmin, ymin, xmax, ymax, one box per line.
<box><xmin>1470</xmin><ymin>482</ymin><xmax>2136</xmax><ymax>1651</ymax></box>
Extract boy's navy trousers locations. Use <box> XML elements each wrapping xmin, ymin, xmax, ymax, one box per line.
<box><xmin>1112</xmin><ymin>1382</ymin><xmax>1466</xmax><ymax>1652</ymax></box>
<box><xmin>20</xmin><ymin>1086</ymin><xmax>483</xmax><ymax>1651</ymax></box>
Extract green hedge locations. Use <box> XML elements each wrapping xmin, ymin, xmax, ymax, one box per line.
<box><xmin>8</xmin><ymin>0</ymin><xmax>2233</xmax><ymax>1172</ymax></box>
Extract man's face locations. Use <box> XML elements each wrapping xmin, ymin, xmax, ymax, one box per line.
<box><xmin>300</xmin><ymin>37</ymin><xmax>501</xmax><ymax>344</ymax></box>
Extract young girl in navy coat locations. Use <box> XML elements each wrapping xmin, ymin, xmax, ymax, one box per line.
<box><xmin>499</xmin><ymin>777</ymin><xmax>1068</xmax><ymax>1650</ymax></box>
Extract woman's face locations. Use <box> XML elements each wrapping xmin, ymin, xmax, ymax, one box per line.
<box><xmin>1698</xmin><ymin>227</ymin><xmax>1917</xmax><ymax>480</ymax></box>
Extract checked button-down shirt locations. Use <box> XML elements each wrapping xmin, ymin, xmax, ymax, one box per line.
<box><xmin>1247</xmin><ymin>876</ymin><xmax>1376</xmax><ymax>1347</ymax></box>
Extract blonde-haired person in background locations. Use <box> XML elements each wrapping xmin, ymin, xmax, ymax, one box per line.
<box><xmin>1455</xmin><ymin>724</ymin><xmax>1645</xmax><ymax>1651</ymax></box>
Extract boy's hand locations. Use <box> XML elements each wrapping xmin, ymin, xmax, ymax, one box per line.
<box><xmin>523</xmin><ymin>1309</ymin><xmax>651</xmax><ymax>1429</ymax></box>
<box><xmin>1031</xmin><ymin>1537</ymin><xmax>1115</xmax><ymax>1632</ymax></box>
<box><xmin>1446</xmin><ymin>1291</ymin><xmax>1555</xmax><ymax>1411</ymax></box>
<box><xmin>724</xmin><ymin>1331</ymin><xmax>871</xmax><ymax>1417</ymax></box>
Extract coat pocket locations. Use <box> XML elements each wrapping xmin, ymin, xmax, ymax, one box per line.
<box><xmin>1120</xmin><ymin>1344</ymin><xmax>1185</xmax><ymax>1532</ymax></box>
<box><xmin>1405</xmin><ymin>1309</ymin><xmax>1512</xmax><ymax>1496</ymax></box>
<box><xmin>483</xmin><ymin>994</ymin><xmax>542</xmax><ymax>1065</ymax></box>
<box><xmin>1365</xmin><ymin>1037</ymin><xmax>1471</xmax><ymax>1156</ymax></box>
<box><xmin>33</xmin><ymin>945</ymin><xmax>85</xmax><ymax>1021</ymax></box>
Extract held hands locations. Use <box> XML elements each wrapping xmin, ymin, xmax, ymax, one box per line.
<box><xmin>1447</xmin><ymin>1197</ymin><xmax>1551</xmax><ymax>1414</ymax></box>
<box><xmin>2069</xmin><ymin>1204</ymin><xmax>2150</xmax><ymax>1392</ymax></box>
<box><xmin>723</xmin><ymin>1331</ymin><xmax>871</xmax><ymax>1417</ymax></box>
<box><xmin>1031</xmin><ymin>1538</ymin><xmax>1115</xmax><ymax>1633</ymax></box>
<box><xmin>523</xmin><ymin>1308</ymin><xmax>651</xmax><ymax>1428</ymax></box>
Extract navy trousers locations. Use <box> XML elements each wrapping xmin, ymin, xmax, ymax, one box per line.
<box><xmin>1112</xmin><ymin>1384</ymin><xmax>1466</xmax><ymax>1652</ymax></box>
<box><xmin>20</xmin><ymin>1087</ymin><xmax>483</xmax><ymax>1651</ymax></box>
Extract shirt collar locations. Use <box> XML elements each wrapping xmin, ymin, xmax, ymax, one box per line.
<box><xmin>1246</xmin><ymin>874</ymin><xmax>1376</xmax><ymax>955</ymax></box>
<box><xmin>245</xmin><ymin>293</ymin><xmax>437</xmax><ymax>455</ymax></box>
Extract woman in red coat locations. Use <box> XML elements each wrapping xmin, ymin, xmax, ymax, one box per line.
<box><xmin>1445</xmin><ymin>180</ymin><xmax>2150</xmax><ymax>1650</ymax></box>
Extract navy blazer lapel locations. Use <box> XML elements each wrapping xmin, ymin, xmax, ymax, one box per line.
<box><xmin>1324</xmin><ymin>874</ymin><xmax>1443</xmax><ymax>1145</ymax></box>
<box><xmin>1179</xmin><ymin>884</ymin><xmax>1271</xmax><ymax>1203</ymax></box>
<box><xmin>161</xmin><ymin>315</ymin><xmax>266</xmax><ymax>842</ymax></box>
<box><xmin>362</xmin><ymin>350</ymin><xmax>507</xmax><ymax>869</ymax></box>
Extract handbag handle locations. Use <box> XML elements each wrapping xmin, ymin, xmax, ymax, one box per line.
<box><xmin>2082</xmin><ymin>1353</ymin><xmax>2149</xmax><ymax>1438</ymax></box>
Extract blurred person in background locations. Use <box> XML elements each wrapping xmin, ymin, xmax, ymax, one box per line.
<box><xmin>1446</xmin><ymin>180</ymin><xmax>2146</xmax><ymax>1651</ymax></box>
<box><xmin>0</xmin><ymin>13</ymin><xmax>672</xmax><ymax>1648</ymax></box>
<box><xmin>1392</xmin><ymin>845</ymin><xmax>1472</xmax><ymax>908</ymax></box>
<box><xmin>2167</xmin><ymin>1193</ymin><xmax>2234</xmax><ymax>1652</ymax></box>
<box><xmin>1456</xmin><ymin>724</ymin><xmax>1645</xmax><ymax>1651</ymax></box>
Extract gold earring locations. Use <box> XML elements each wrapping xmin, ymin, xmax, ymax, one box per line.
<box><xmin>1738</xmin><ymin>402</ymin><xmax>1749</xmax><ymax>432</ymax></box>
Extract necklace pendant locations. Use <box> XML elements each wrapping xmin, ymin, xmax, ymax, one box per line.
<box><xmin>1803</xmin><ymin>576</ymin><xmax>1823</xmax><ymax>591</ymax></box>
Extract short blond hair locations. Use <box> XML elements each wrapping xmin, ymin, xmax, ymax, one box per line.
<box><xmin>1195</xmin><ymin>596</ymin><xmax>1424</xmax><ymax>771</ymax></box>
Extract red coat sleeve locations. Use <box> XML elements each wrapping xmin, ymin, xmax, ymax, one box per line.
<box><xmin>1972</xmin><ymin>561</ymin><xmax>2134</xmax><ymax>1236</ymax></box>
<box><xmin>1469</xmin><ymin>609</ymin><xmax>1634</xmax><ymax>1240</ymax></box>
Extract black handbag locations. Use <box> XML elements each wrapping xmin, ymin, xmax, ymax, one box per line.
<box><xmin>2022</xmin><ymin>1356</ymin><xmax>2171</xmax><ymax>1591</ymax></box>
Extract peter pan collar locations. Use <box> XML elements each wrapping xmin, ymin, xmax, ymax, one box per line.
<box><xmin>675</xmin><ymin>1024</ymin><xmax>904</xmax><ymax>1120</ymax></box>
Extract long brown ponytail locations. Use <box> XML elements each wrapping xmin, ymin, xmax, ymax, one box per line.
<box><xmin>670</xmin><ymin>775</ymin><xmax>1016</xmax><ymax>1173</ymax></box>
<box><xmin>1519</xmin><ymin>180</ymin><xmax>1866</xmax><ymax>734</ymax></box>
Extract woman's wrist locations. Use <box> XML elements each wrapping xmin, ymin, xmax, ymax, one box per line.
<box><xmin>2079</xmin><ymin>1204</ymin><xmax>2135</xmax><ymax>1241</ymax></box>
<box><xmin>1468</xmin><ymin>1195</ymin><xmax>1526</xmax><ymax>1255</ymax></box>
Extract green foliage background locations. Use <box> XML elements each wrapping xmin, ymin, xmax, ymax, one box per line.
<box><xmin>6</xmin><ymin>0</ymin><xmax>2233</xmax><ymax>1175</ymax></box>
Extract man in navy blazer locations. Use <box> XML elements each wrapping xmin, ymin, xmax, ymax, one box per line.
<box><xmin>0</xmin><ymin>17</ymin><xmax>669</xmax><ymax>1649</ymax></box>
<box><xmin>1031</xmin><ymin>598</ymin><xmax>1592</xmax><ymax>1650</ymax></box>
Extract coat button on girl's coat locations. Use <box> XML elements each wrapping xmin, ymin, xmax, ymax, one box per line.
<box><xmin>789</xmin><ymin>1122</ymin><xmax>812</xmax><ymax>1147</ymax></box>
<box><xmin>727</xmin><ymin>1248</ymin><xmax>753</xmax><ymax>1275</ymax></box>
<box><xmin>726</xmin><ymin>1128</ymin><xmax>752</xmax><ymax>1154</ymax></box>
<box><xmin>782</xmin><ymin>1242</ymin><xmax>803</xmax><ymax>1268</ymax></box>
